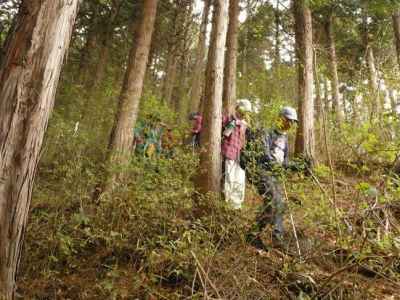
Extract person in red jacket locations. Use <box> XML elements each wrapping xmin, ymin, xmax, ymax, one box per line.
<box><xmin>222</xmin><ymin>99</ymin><xmax>253</xmax><ymax>208</ymax></box>
<box><xmin>189</xmin><ymin>112</ymin><xmax>202</xmax><ymax>147</ymax></box>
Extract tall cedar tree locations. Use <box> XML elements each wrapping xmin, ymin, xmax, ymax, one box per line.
<box><xmin>190</xmin><ymin>0</ymin><xmax>211</xmax><ymax>113</ymax></box>
<box><xmin>198</xmin><ymin>0</ymin><xmax>229</xmax><ymax>194</ymax></box>
<box><xmin>223</xmin><ymin>0</ymin><xmax>240</xmax><ymax>115</ymax></box>
<box><xmin>106</xmin><ymin>0</ymin><xmax>158</xmax><ymax>185</ymax></box>
<box><xmin>0</xmin><ymin>0</ymin><xmax>79</xmax><ymax>298</ymax></box>
<box><xmin>91</xmin><ymin>0</ymin><xmax>123</xmax><ymax>89</ymax></box>
<box><xmin>324</xmin><ymin>12</ymin><xmax>343</xmax><ymax>124</ymax></box>
<box><xmin>162</xmin><ymin>1</ymin><xmax>190</xmax><ymax>106</ymax></box>
<box><xmin>362</xmin><ymin>14</ymin><xmax>380</xmax><ymax>120</ymax></box>
<box><xmin>294</xmin><ymin>0</ymin><xmax>315</xmax><ymax>164</ymax></box>
<box><xmin>392</xmin><ymin>9</ymin><xmax>400</xmax><ymax>69</ymax></box>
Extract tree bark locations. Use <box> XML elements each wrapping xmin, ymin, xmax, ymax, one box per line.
<box><xmin>78</xmin><ymin>24</ymin><xmax>98</xmax><ymax>81</ymax></box>
<box><xmin>389</xmin><ymin>89</ymin><xmax>397</xmax><ymax>113</ymax></box>
<box><xmin>293</xmin><ymin>0</ymin><xmax>315</xmax><ymax>163</ymax></box>
<box><xmin>107</xmin><ymin>0</ymin><xmax>157</xmax><ymax>175</ymax></box>
<box><xmin>223</xmin><ymin>0</ymin><xmax>239</xmax><ymax>115</ymax></box>
<box><xmin>162</xmin><ymin>51</ymin><xmax>178</xmax><ymax>105</ymax></box>
<box><xmin>197</xmin><ymin>0</ymin><xmax>229</xmax><ymax>194</ymax></box>
<box><xmin>91</xmin><ymin>0</ymin><xmax>123</xmax><ymax>89</ymax></box>
<box><xmin>392</xmin><ymin>10</ymin><xmax>400</xmax><ymax>69</ymax></box>
<box><xmin>274</xmin><ymin>0</ymin><xmax>281</xmax><ymax>64</ymax></box>
<box><xmin>367</xmin><ymin>48</ymin><xmax>380</xmax><ymax>117</ymax></box>
<box><xmin>174</xmin><ymin>2</ymin><xmax>194</xmax><ymax>122</ymax></box>
<box><xmin>313</xmin><ymin>48</ymin><xmax>323</xmax><ymax>145</ymax></box>
<box><xmin>162</xmin><ymin>1</ymin><xmax>190</xmax><ymax>106</ymax></box>
<box><xmin>363</xmin><ymin>14</ymin><xmax>380</xmax><ymax>120</ymax></box>
<box><xmin>78</xmin><ymin>2</ymin><xmax>99</xmax><ymax>80</ymax></box>
<box><xmin>0</xmin><ymin>0</ymin><xmax>79</xmax><ymax>298</ymax></box>
<box><xmin>323</xmin><ymin>77</ymin><xmax>331</xmax><ymax>112</ymax></box>
<box><xmin>324</xmin><ymin>13</ymin><xmax>343</xmax><ymax>125</ymax></box>
<box><xmin>190</xmin><ymin>0</ymin><xmax>211</xmax><ymax>113</ymax></box>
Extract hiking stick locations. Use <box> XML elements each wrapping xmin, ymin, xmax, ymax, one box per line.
<box><xmin>283</xmin><ymin>181</ymin><xmax>302</xmax><ymax>260</ymax></box>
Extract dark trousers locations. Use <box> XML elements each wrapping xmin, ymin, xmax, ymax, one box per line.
<box><xmin>251</xmin><ymin>173</ymin><xmax>285</xmax><ymax>238</ymax></box>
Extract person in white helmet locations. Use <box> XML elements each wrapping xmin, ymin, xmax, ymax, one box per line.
<box><xmin>243</xmin><ymin>106</ymin><xmax>298</xmax><ymax>250</ymax></box>
<box><xmin>221</xmin><ymin>99</ymin><xmax>253</xmax><ymax>208</ymax></box>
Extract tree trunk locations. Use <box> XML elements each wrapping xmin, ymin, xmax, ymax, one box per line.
<box><xmin>294</xmin><ymin>0</ymin><xmax>315</xmax><ymax>163</ymax></box>
<box><xmin>107</xmin><ymin>0</ymin><xmax>157</xmax><ymax>175</ymax></box>
<box><xmin>351</xmin><ymin>93</ymin><xmax>360</xmax><ymax>125</ymax></box>
<box><xmin>274</xmin><ymin>0</ymin><xmax>281</xmax><ymax>64</ymax></box>
<box><xmin>0</xmin><ymin>1</ymin><xmax>79</xmax><ymax>298</ymax></box>
<box><xmin>162</xmin><ymin>5</ymin><xmax>180</xmax><ymax>105</ymax></box>
<box><xmin>91</xmin><ymin>0</ymin><xmax>123</xmax><ymax>89</ymax></box>
<box><xmin>366</xmin><ymin>46</ymin><xmax>380</xmax><ymax>117</ymax></box>
<box><xmin>162</xmin><ymin>1</ymin><xmax>190</xmax><ymax>106</ymax></box>
<box><xmin>363</xmin><ymin>14</ymin><xmax>380</xmax><ymax>120</ymax></box>
<box><xmin>190</xmin><ymin>0</ymin><xmax>211</xmax><ymax>113</ymax></box>
<box><xmin>92</xmin><ymin>44</ymin><xmax>110</xmax><ymax>87</ymax></box>
<box><xmin>389</xmin><ymin>89</ymin><xmax>397</xmax><ymax>113</ymax></box>
<box><xmin>392</xmin><ymin>10</ymin><xmax>400</xmax><ymax>69</ymax></box>
<box><xmin>197</xmin><ymin>0</ymin><xmax>229</xmax><ymax>194</ymax></box>
<box><xmin>78</xmin><ymin>26</ymin><xmax>97</xmax><ymax>81</ymax></box>
<box><xmin>174</xmin><ymin>2</ymin><xmax>194</xmax><ymax>122</ymax></box>
<box><xmin>324</xmin><ymin>13</ymin><xmax>343</xmax><ymax>125</ymax></box>
<box><xmin>323</xmin><ymin>77</ymin><xmax>331</xmax><ymax>112</ymax></box>
<box><xmin>163</xmin><ymin>49</ymin><xmax>178</xmax><ymax>105</ymax></box>
<box><xmin>78</xmin><ymin>3</ymin><xmax>99</xmax><ymax>80</ymax></box>
<box><xmin>313</xmin><ymin>49</ymin><xmax>323</xmax><ymax>146</ymax></box>
<box><xmin>222</xmin><ymin>0</ymin><xmax>239</xmax><ymax>115</ymax></box>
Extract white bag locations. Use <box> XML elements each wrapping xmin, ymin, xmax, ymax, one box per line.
<box><xmin>224</xmin><ymin>159</ymin><xmax>246</xmax><ymax>209</ymax></box>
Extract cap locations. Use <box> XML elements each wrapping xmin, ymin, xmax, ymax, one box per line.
<box><xmin>188</xmin><ymin>112</ymin><xmax>200</xmax><ymax>120</ymax></box>
<box><xmin>281</xmin><ymin>106</ymin><xmax>298</xmax><ymax>122</ymax></box>
<box><xmin>236</xmin><ymin>99</ymin><xmax>252</xmax><ymax>113</ymax></box>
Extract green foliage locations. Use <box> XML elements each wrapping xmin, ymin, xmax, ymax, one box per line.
<box><xmin>10</xmin><ymin>0</ymin><xmax>400</xmax><ymax>297</ymax></box>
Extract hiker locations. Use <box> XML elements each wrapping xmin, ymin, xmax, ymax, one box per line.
<box><xmin>133</xmin><ymin>114</ymin><xmax>163</xmax><ymax>158</ymax></box>
<box><xmin>243</xmin><ymin>106</ymin><xmax>299</xmax><ymax>250</ymax></box>
<box><xmin>222</xmin><ymin>99</ymin><xmax>253</xmax><ymax>208</ymax></box>
<box><xmin>161</xmin><ymin>126</ymin><xmax>176</xmax><ymax>158</ymax></box>
<box><xmin>189</xmin><ymin>112</ymin><xmax>202</xmax><ymax>148</ymax></box>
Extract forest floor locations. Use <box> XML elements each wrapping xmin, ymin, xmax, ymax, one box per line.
<box><xmin>17</xmin><ymin>156</ymin><xmax>400</xmax><ymax>299</ymax></box>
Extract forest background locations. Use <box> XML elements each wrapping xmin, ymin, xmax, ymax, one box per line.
<box><xmin>1</xmin><ymin>0</ymin><xmax>400</xmax><ymax>299</ymax></box>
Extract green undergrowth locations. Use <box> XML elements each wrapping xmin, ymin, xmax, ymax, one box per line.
<box><xmin>17</xmin><ymin>88</ymin><xmax>400</xmax><ymax>299</ymax></box>
<box><xmin>18</xmin><ymin>147</ymin><xmax>400</xmax><ymax>299</ymax></box>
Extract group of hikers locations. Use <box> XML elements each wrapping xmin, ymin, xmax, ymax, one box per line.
<box><xmin>133</xmin><ymin>100</ymin><xmax>300</xmax><ymax>251</ymax></box>
<box><xmin>190</xmin><ymin>100</ymin><xmax>300</xmax><ymax>251</ymax></box>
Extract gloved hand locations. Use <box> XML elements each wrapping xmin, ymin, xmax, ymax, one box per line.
<box><xmin>285</xmin><ymin>157</ymin><xmax>312</xmax><ymax>173</ymax></box>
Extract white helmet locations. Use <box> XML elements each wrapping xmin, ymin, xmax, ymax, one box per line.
<box><xmin>236</xmin><ymin>99</ymin><xmax>252</xmax><ymax>113</ymax></box>
<box><xmin>281</xmin><ymin>106</ymin><xmax>298</xmax><ymax>122</ymax></box>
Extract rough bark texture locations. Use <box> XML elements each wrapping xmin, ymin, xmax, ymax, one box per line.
<box><xmin>392</xmin><ymin>10</ymin><xmax>400</xmax><ymax>69</ymax></box>
<box><xmin>78</xmin><ymin>17</ymin><xmax>98</xmax><ymax>81</ymax></box>
<box><xmin>172</xmin><ymin>1</ymin><xmax>194</xmax><ymax>120</ymax></box>
<box><xmin>274</xmin><ymin>0</ymin><xmax>281</xmax><ymax>64</ymax></box>
<box><xmin>163</xmin><ymin>52</ymin><xmax>178</xmax><ymax>105</ymax></box>
<box><xmin>294</xmin><ymin>0</ymin><xmax>315</xmax><ymax>163</ymax></box>
<box><xmin>366</xmin><ymin>46</ymin><xmax>380</xmax><ymax>118</ymax></box>
<box><xmin>222</xmin><ymin>0</ymin><xmax>239</xmax><ymax>115</ymax></box>
<box><xmin>190</xmin><ymin>0</ymin><xmax>211</xmax><ymax>113</ymax></box>
<box><xmin>198</xmin><ymin>0</ymin><xmax>229</xmax><ymax>194</ymax></box>
<box><xmin>91</xmin><ymin>0</ymin><xmax>123</xmax><ymax>89</ymax></box>
<box><xmin>313</xmin><ymin>49</ymin><xmax>323</xmax><ymax>144</ymax></box>
<box><xmin>363</xmin><ymin>15</ymin><xmax>380</xmax><ymax>120</ymax></box>
<box><xmin>323</xmin><ymin>77</ymin><xmax>331</xmax><ymax>112</ymax></box>
<box><xmin>389</xmin><ymin>89</ymin><xmax>397</xmax><ymax>113</ymax></box>
<box><xmin>324</xmin><ymin>14</ymin><xmax>343</xmax><ymax>124</ymax></box>
<box><xmin>0</xmin><ymin>0</ymin><xmax>79</xmax><ymax>298</ymax></box>
<box><xmin>108</xmin><ymin>0</ymin><xmax>157</xmax><ymax>168</ymax></box>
